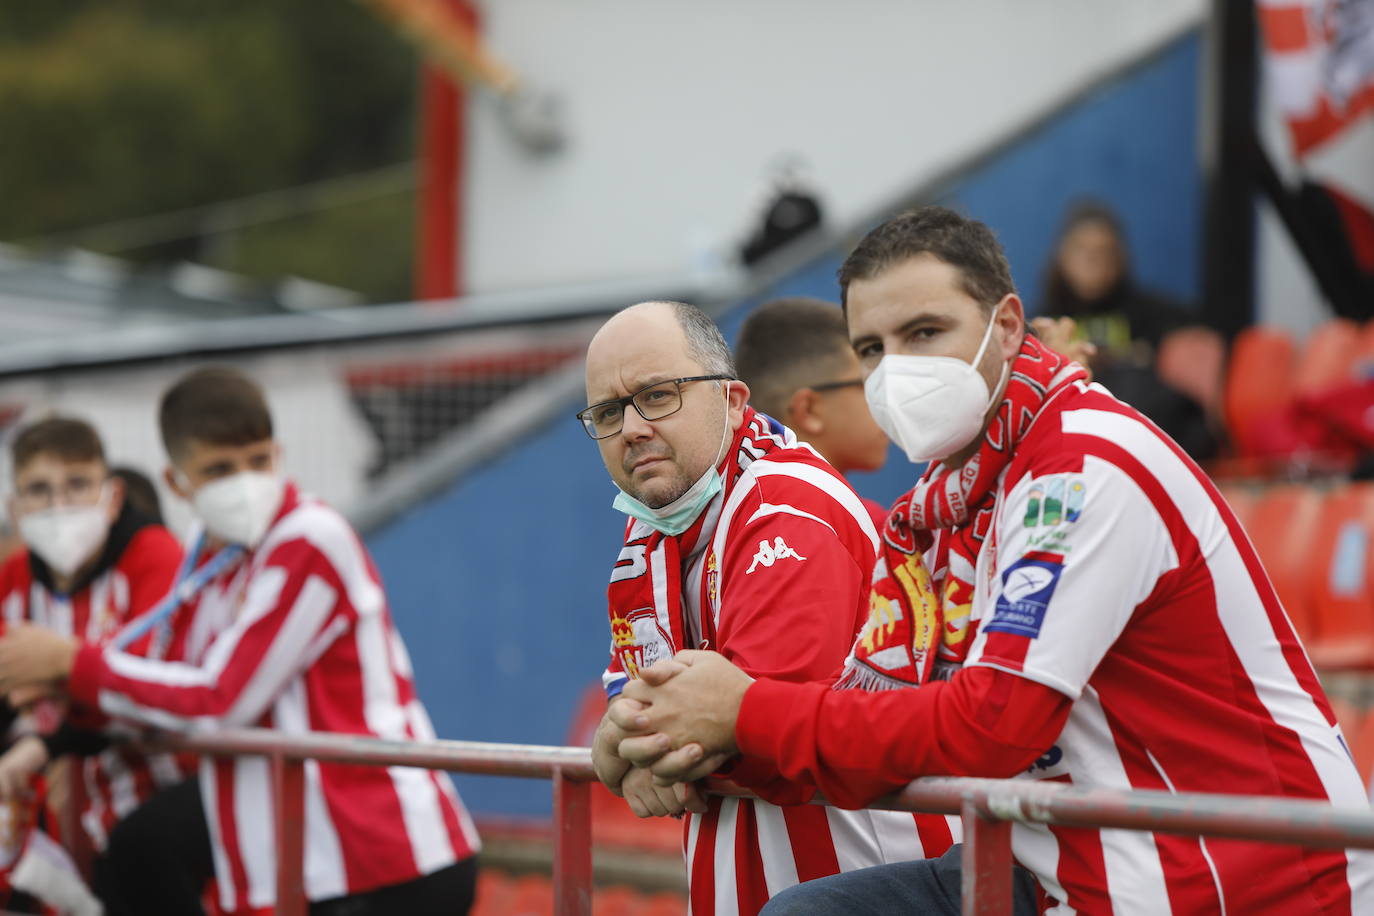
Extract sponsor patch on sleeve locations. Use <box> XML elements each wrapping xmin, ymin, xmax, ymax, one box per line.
<box><xmin>985</xmin><ymin>554</ymin><xmax>1064</xmax><ymax>639</ymax></box>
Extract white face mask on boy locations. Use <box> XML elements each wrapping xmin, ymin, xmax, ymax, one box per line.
<box><xmin>188</xmin><ymin>472</ymin><xmax>285</xmax><ymax>547</ymax></box>
<box><xmin>19</xmin><ymin>488</ymin><xmax>112</xmax><ymax>578</ymax></box>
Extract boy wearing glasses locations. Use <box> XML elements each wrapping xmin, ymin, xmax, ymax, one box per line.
<box><xmin>0</xmin><ymin>416</ymin><xmax>184</xmax><ymax>904</ymax></box>
<box><xmin>734</xmin><ymin>297</ymin><xmax>892</xmax><ymax>525</ymax></box>
<box><xmin>583</xmin><ymin>301</ymin><xmax>958</xmax><ymax>916</ymax></box>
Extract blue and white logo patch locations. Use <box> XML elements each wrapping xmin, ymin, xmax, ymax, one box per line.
<box><xmin>986</xmin><ymin>555</ymin><xmax>1064</xmax><ymax>639</ymax></box>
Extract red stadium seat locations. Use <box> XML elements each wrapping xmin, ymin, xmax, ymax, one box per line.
<box><xmin>1215</xmin><ymin>481</ymin><xmax>1257</xmax><ymax>530</ymax></box>
<box><xmin>593</xmin><ymin>885</ymin><xmax>644</xmax><ymax>916</ymax></box>
<box><xmin>1224</xmin><ymin>326</ymin><xmax>1297</xmax><ymax>456</ymax></box>
<box><xmin>504</xmin><ymin>874</ymin><xmax>554</xmax><ymax>916</ymax></box>
<box><xmin>1352</xmin><ymin>709</ymin><xmax>1374</xmax><ymax>787</ymax></box>
<box><xmin>472</xmin><ymin>869</ymin><xmax>518</xmax><ymax>916</ymax></box>
<box><xmin>1331</xmin><ymin>697</ymin><xmax>1363</xmax><ymax>740</ymax></box>
<box><xmin>1294</xmin><ymin>319</ymin><xmax>1362</xmax><ymax>395</ymax></box>
<box><xmin>1305</xmin><ymin>484</ymin><xmax>1374</xmax><ymax>670</ymax></box>
<box><xmin>637</xmin><ymin>892</ymin><xmax>690</xmax><ymax>916</ymax></box>
<box><xmin>1245</xmin><ymin>484</ymin><xmax>1323</xmax><ymax>644</ymax></box>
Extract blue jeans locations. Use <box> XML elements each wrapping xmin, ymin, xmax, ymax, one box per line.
<box><xmin>760</xmin><ymin>844</ymin><xmax>1039</xmax><ymax>916</ymax></box>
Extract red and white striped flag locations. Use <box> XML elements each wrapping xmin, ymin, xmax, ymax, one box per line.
<box><xmin>1258</xmin><ymin>0</ymin><xmax>1374</xmax><ymax>157</ymax></box>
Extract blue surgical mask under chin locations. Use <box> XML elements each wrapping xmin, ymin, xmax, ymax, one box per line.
<box><xmin>612</xmin><ymin>464</ymin><xmax>724</xmax><ymax>536</ymax></box>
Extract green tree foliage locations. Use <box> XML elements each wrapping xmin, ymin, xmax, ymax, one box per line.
<box><xmin>0</xmin><ymin>0</ymin><xmax>419</xmax><ymax>301</ymax></box>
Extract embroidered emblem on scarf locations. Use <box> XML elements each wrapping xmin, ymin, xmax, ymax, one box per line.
<box><xmin>837</xmin><ymin>336</ymin><xmax>1087</xmax><ymax>691</ymax></box>
<box><xmin>605</xmin><ymin>408</ymin><xmax>797</xmax><ymax>692</ymax></box>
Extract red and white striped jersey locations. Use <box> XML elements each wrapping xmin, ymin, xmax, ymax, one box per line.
<box><xmin>0</xmin><ymin>514</ymin><xmax>186</xmax><ymax>851</ymax></box>
<box><xmin>608</xmin><ymin>415</ymin><xmax>959</xmax><ymax>916</ymax></box>
<box><xmin>67</xmin><ymin>483</ymin><xmax>480</xmax><ymax>912</ymax></box>
<box><xmin>965</xmin><ymin>380</ymin><xmax>1374</xmax><ymax>913</ymax></box>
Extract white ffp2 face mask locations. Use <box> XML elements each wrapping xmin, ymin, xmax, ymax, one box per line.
<box><xmin>863</xmin><ymin>309</ymin><xmax>1009</xmax><ymax>464</ymax></box>
<box><xmin>19</xmin><ymin>491</ymin><xmax>112</xmax><ymax>579</ymax></box>
<box><xmin>190</xmin><ymin>472</ymin><xmax>285</xmax><ymax>547</ymax></box>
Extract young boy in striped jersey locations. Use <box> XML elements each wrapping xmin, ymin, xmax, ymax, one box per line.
<box><xmin>0</xmin><ymin>367</ymin><xmax>480</xmax><ymax>916</ymax></box>
<box><xmin>0</xmin><ymin>416</ymin><xmax>185</xmax><ymax>913</ymax></box>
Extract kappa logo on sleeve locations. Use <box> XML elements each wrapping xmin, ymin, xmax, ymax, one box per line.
<box><xmin>985</xmin><ymin>555</ymin><xmax>1065</xmax><ymax>639</ymax></box>
<box><xmin>746</xmin><ymin>536</ymin><xmax>807</xmax><ymax>574</ymax></box>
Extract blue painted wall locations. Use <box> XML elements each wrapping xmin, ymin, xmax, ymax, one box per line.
<box><xmin>368</xmin><ymin>31</ymin><xmax>1202</xmax><ymax>817</ymax></box>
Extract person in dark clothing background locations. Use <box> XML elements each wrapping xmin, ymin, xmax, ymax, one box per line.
<box><xmin>1040</xmin><ymin>200</ymin><xmax>1226</xmax><ymax>460</ymax></box>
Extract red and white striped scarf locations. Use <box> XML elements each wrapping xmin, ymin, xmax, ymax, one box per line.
<box><xmin>838</xmin><ymin>336</ymin><xmax>1086</xmax><ymax>690</ymax></box>
<box><xmin>607</xmin><ymin>408</ymin><xmax>795</xmax><ymax>681</ymax></box>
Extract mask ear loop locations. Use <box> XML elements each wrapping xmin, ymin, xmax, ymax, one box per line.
<box><xmin>972</xmin><ymin>304</ymin><xmax>1012</xmax><ymax>402</ymax></box>
<box><xmin>970</xmin><ymin>302</ymin><xmax>1002</xmax><ymax>369</ymax></box>
<box><xmin>711</xmin><ymin>380</ymin><xmax>732</xmax><ymax>470</ymax></box>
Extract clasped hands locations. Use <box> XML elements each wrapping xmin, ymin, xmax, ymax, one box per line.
<box><xmin>0</xmin><ymin>624</ymin><xmax>79</xmax><ymax>703</ymax></box>
<box><xmin>591</xmin><ymin>650</ymin><xmax>754</xmax><ymax>817</ymax></box>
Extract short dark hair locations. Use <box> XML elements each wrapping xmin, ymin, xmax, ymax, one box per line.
<box><xmin>734</xmin><ymin>298</ymin><xmax>852</xmax><ymax>419</ymax></box>
<box><xmin>160</xmin><ymin>367</ymin><xmax>273</xmax><ymax>462</ymax></box>
<box><xmin>838</xmin><ymin>206</ymin><xmax>1015</xmax><ymax>312</ymax></box>
<box><xmin>11</xmin><ymin>416</ymin><xmax>106</xmax><ymax>472</ymax></box>
<box><xmin>111</xmin><ymin>466</ymin><xmax>164</xmax><ymax>524</ymax></box>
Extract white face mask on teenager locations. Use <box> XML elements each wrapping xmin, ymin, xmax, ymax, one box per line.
<box><xmin>863</xmin><ymin>308</ymin><xmax>1010</xmax><ymax>464</ymax></box>
<box><xmin>190</xmin><ymin>472</ymin><xmax>285</xmax><ymax>547</ymax></box>
<box><xmin>19</xmin><ymin>491</ymin><xmax>111</xmax><ymax>579</ymax></box>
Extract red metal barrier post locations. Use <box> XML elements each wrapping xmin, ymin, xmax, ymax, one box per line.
<box><xmin>273</xmin><ymin>753</ymin><xmax>308</xmax><ymax>916</ymax></box>
<box><xmin>552</xmin><ymin>765</ymin><xmax>593</xmax><ymax>916</ymax></box>
<box><xmin>960</xmin><ymin>797</ymin><xmax>1012</xmax><ymax>916</ymax></box>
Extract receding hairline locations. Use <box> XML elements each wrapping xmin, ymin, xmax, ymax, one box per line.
<box><xmin>590</xmin><ymin>300</ymin><xmax>735</xmax><ymax>377</ymax></box>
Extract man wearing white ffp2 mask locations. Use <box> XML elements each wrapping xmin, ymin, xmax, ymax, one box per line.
<box><xmin>853</xmin><ymin>254</ymin><xmax>1020</xmax><ymax>467</ymax></box>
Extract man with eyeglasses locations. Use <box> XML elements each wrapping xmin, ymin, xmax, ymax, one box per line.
<box><xmin>0</xmin><ymin>415</ymin><xmax>184</xmax><ymax>911</ymax></box>
<box><xmin>734</xmin><ymin>297</ymin><xmax>892</xmax><ymax>526</ymax></box>
<box><xmin>583</xmin><ymin>300</ymin><xmax>958</xmax><ymax>916</ymax></box>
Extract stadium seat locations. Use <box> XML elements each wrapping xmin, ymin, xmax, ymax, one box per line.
<box><xmin>1352</xmin><ymin>708</ymin><xmax>1374</xmax><ymax>786</ymax></box>
<box><xmin>472</xmin><ymin>869</ymin><xmax>519</xmax><ymax>916</ymax></box>
<box><xmin>1294</xmin><ymin>320</ymin><xmax>1362</xmax><ymax>395</ymax></box>
<box><xmin>1331</xmin><ymin>697</ymin><xmax>1363</xmax><ymax>740</ymax></box>
<box><xmin>637</xmin><ymin>892</ymin><xmax>690</xmax><ymax>916</ymax></box>
<box><xmin>1245</xmin><ymin>484</ymin><xmax>1323</xmax><ymax>643</ymax></box>
<box><xmin>1305</xmin><ymin>483</ymin><xmax>1374</xmax><ymax>670</ymax></box>
<box><xmin>593</xmin><ymin>885</ymin><xmax>644</xmax><ymax>916</ymax></box>
<box><xmin>1224</xmin><ymin>326</ymin><xmax>1297</xmax><ymax>456</ymax></box>
<box><xmin>473</xmin><ymin>872</ymin><xmax>685</xmax><ymax>916</ymax></box>
<box><xmin>505</xmin><ymin>873</ymin><xmax>555</xmax><ymax>915</ymax></box>
<box><xmin>1215</xmin><ymin>481</ymin><xmax>1257</xmax><ymax>530</ymax></box>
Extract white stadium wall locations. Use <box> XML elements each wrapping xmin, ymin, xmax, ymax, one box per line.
<box><xmin>461</xmin><ymin>0</ymin><xmax>1207</xmax><ymax>292</ymax></box>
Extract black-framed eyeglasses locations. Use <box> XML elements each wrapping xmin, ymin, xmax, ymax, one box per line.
<box><xmin>808</xmin><ymin>378</ymin><xmax>864</xmax><ymax>393</ymax></box>
<box><xmin>577</xmin><ymin>375</ymin><xmax>732</xmax><ymax>440</ymax></box>
<box><xmin>15</xmin><ymin>474</ymin><xmax>105</xmax><ymax>510</ymax></box>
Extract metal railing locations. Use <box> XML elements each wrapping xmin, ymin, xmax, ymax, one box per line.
<box><xmin>144</xmin><ymin>728</ymin><xmax>1374</xmax><ymax>916</ymax></box>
